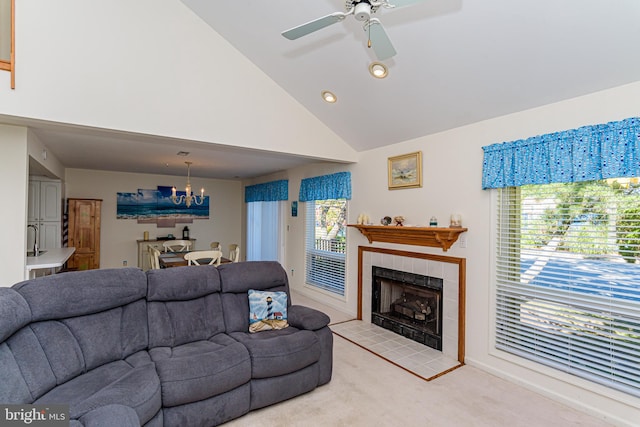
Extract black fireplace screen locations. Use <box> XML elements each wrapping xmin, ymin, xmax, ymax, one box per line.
<box><xmin>372</xmin><ymin>266</ymin><xmax>443</xmax><ymax>350</ymax></box>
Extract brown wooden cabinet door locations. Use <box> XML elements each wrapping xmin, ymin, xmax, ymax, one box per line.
<box><xmin>67</xmin><ymin>199</ymin><xmax>102</xmax><ymax>270</ymax></box>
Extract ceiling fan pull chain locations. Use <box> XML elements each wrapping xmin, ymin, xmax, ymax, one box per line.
<box><xmin>368</xmin><ymin>21</ymin><xmax>372</xmax><ymax>48</ymax></box>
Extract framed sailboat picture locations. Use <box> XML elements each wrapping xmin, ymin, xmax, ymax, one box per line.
<box><xmin>388</xmin><ymin>151</ymin><xmax>422</xmax><ymax>189</ymax></box>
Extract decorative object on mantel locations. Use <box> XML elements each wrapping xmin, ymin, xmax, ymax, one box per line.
<box><xmin>429</xmin><ymin>216</ymin><xmax>438</xmax><ymax>227</ymax></box>
<box><xmin>393</xmin><ymin>215</ymin><xmax>405</xmax><ymax>226</ymax></box>
<box><xmin>356</xmin><ymin>214</ymin><xmax>370</xmax><ymax>225</ymax></box>
<box><xmin>380</xmin><ymin>216</ymin><xmax>392</xmax><ymax>226</ymax></box>
<box><xmin>450</xmin><ymin>214</ymin><xmax>462</xmax><ymax>228</ymax></box>
<box><xmin>348</xmin><ymin>224</ymin><xmax>468</xmax><ymax>252</ymax></box>
<box><xmin>388</xmin><ymin>151</ymin><xmax>422</xmax><ymax>190</ymax></box>
<box><xmin>171</xmin><ymin>161</ymin><xmax>205</xmax><ymax>208</ymax></box>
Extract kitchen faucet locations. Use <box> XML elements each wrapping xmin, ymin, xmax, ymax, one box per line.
<box><xmin>27</xmin><ymin>224</ymin><xmax>39</xmax><ymax>256</ymax></box>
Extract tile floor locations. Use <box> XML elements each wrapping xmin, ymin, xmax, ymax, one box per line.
<box><xmin>291</xmin><ymin>290</ymin><xmax>461</xmax><ymax>380</ymax></box>
<box><xmin>330</xmin><ymin>319</ymin><xmax>461</xmax><ymax>380</ymax></box>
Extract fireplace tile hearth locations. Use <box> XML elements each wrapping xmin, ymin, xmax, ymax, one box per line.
<box><xmin>331</xmin><ymin>320</ymin><xmax>461</xmax><ymax>380</ymax></box>
<box><xmin>361</xmin><ymin>249</ymin><xmax>463</xmax><ymax>361</ymax></box>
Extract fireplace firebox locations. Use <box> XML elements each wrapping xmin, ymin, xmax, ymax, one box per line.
<box><xmin>371</xmin><ymin>266</ymin><xmax>443</xmax><ymax>350</ymax></box>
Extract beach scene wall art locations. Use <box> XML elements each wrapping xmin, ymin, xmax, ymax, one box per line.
<box><xmin>117</xmin><ymin>186</ymin><xmax>209</xmax><ymax>227</ymax></box>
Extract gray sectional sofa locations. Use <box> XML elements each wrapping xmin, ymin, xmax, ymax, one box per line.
<box><xmin>0</xmin><ymin>261</ymin><xmax>333</xmax><ymax>426</ymax></box>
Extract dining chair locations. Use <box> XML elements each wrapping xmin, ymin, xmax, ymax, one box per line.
<box><xmin>228</xmin><ymin>244</ymin><xmax>240</xmax><ymax>263</ymax></box>
<box><xmin>184</xmin><ymin>250</ymin><xmax>222</xmax><ymax>266</ymax></box>
<box><xmin>148</xmin><ymin>246</ymin><xmax>161</xmax><ymax>269</ymax></box>
<box><xmin>210</xmin><ymin>241</ymin><xmax>221</xmax><ymax>251</ymax></box>
<box><xmin>162</xmin><ymin>239</ymin><xmax>192</xmax><ymax>253</ymax></box>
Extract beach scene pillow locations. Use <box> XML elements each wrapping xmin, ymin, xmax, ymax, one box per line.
<box><xmin>248</xmin><ymin>289</ymin><xmax>289</xmax><ymax>333</ymax></box>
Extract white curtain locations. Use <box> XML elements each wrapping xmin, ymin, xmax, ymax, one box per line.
<box><xmin>247</xmin><ymin>201</ymin><xmax>283</xmax><ymax>262</ymax></box>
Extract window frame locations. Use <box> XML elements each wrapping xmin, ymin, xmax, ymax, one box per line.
<box><xmin>304</xmin><ymin>198</ymin><xmax>347</xmax><ymax>297</ymax></box>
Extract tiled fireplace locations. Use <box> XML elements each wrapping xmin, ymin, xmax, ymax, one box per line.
<box><xmin>372</xmin><ymin>266</ymin><xmax>443</xmax><ymax>350</ymax></box>
<box><xmin>358</xmin><ymin>247</ymin><xmax>465</xmax><ymax>362</ymax></box>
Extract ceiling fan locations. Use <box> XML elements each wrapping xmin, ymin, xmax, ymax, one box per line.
<box><xmin>281</xmin><ymin>0</ymin><xmax>428</xmax><ymax>61</ymax></box>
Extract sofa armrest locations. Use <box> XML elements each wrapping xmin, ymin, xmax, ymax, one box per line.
<box><xmin>288</xmin><ymin>305</ymin><xmax>330</xmax><ymax>331</ymax></box>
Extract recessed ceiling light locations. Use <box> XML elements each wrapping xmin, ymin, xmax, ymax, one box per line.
<box><xmin>321</xmin><ymin>91</ymin><xmax>337</xmax><ymax>103</ymax></box>
<box><xmin>369</xmin><ymin>62</ymin><xmax>388</xmax><ymax>79</ymax></box>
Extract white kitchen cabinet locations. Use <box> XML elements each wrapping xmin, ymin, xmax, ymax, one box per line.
<box><xmin>27</xmin><ymin>178</ymin><xmax>62</xmax><ymax>251</ymax></box>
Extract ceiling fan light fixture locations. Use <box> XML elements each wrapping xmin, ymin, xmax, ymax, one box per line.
<box><xmin>321</xmin><ymin>90</ymin><xmax>337</xmax><ymax>103</ymax></box>
<box><xmin>354</xmin><ymin>2</ymin><xmax>371</xmax><ymax>21</ymax></box>
<box><xmin>369</xmin><ymin>62</ymin><xmax>388</xmax><ymax>79</ymax></box>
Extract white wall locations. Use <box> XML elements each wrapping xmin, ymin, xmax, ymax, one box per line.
<box><xmin>0</xmin><ymin>0</ymin><xmax>355</xmax><ymax>164</ymax></box>
<box><xmin>283</xmin><ymin>81</ymin><xmax>640</xmax><ymax>426</ymax></box>
<box><xmin>65</xmin><ymin>169</ymin><xmax>242</xmax><ymax>269</ymax></box>
<box><xmin>0</xmin><ymin>125</ymin><xmax>29</xmax><ymax>287</ymax></box>
<box><xmin>27</xmin><ymin>130</ymin><xmax>65</xmax><ymax>180</ymax></box>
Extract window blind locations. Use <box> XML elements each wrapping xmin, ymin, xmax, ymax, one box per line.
<box><xmin>305</xmin><ymin>199</ymin><xmax>347</xmax><ymax>296</ymax></box>
<box><xmin>495</xmin><ymin>179</ymin><xmax>640</xmax><ymax>397</ymax></box>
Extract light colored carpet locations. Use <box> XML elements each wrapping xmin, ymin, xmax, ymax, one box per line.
<box><xmin>223</xmin><ymin>292</ymin><xmax>612</xmax><ymax>427</ymax></box>
<box><xmin>224</xmin><ymin>335</ymin><xmax>611</xmax><ymax>427</ymax></box>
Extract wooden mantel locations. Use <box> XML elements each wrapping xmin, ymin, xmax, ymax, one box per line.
<box><xmin>349</xmin><ymin>224</ymin><xmax>468</xmax><ymax>252</ymax></box>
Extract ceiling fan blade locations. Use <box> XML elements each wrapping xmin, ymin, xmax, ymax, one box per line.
<box><xmin>366</xmin><ymin>19</ymin><xmax>397</xmax><ymax>60</ymax></box>
<box><xmin>383</xmin><ymin>0</ymin><xmax>429</xmax><ymax>8</ymax></box>
<box><xmin>282</xmin><ymin>12</ymin><xmax>347</xmax><ymax>40</ymax></box>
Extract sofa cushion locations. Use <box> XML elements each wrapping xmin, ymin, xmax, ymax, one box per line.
<box><xmin>149</xmin><ymin>334</ymin><xmax>251</xmax><ymax>407</ymax></box>
<box><xmin>0</xmin><ymin>288</ymin><xmax>31</xmax><ymax>342</ymax></box>
<box><xmin>147</xmin><ymin>266</ymin><xmax>227</xmax><ymax>347</ymax></box>
<box><xmin>77</xmin><ymin>404</ymin><xmax>140</xmax><ymax>427</ymax></box>
<box><xmin>248</xmin><ymin>290</ymin><xmax>288</xmax><ymax>333</ymax></box>
<box><xmin>218</xmin><ymin>261</ymin><xmax>289</xmax><ymax>294</ymax></box>
<box><xmin>219</xmin><ymin>262</ymin><xmax>289</xmax><ymax>333</ymax></box>
<box><xmin>229</xmin><ymin>328</ymin><xmax>320</xmax><ymax>379</ymax></box>
<box><xmin>147</xmin><ymin>266</ymin><xmax>221</xmax><ymax>302</ymax></box>
<box><xmin>34</xmin><ymin>351</ymin><xmax>161</xmax><ymax>424</ymax></box>
<box><xmin>13</xmin><ymin>268</ymin><xmax>147</xmax><ymax>321</ymax></box>
<box><xmin>1</xmin><ymin>298</ymin><xmax>149</xmax><ymax>403</ymax></box>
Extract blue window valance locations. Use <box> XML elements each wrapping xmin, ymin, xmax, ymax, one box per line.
<box><xmin>245</xmin><ymin>179</ymin><xmax>288</xmax><ymax>203</ymax></box>
<box><xmin>299</xmin><ymin>172</ymin><xmax>351</xmax><ymax>202</ymax></box>
<box><xmin>482</xmin><ymin>117</ymin><xmax>640</xmax><ymax>189</ymax></box>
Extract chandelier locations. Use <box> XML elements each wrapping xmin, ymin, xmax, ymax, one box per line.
<box><xmin>171</xmin><ymin>161</ymin><xmax>205</xmax><ymax>207</ymax></box>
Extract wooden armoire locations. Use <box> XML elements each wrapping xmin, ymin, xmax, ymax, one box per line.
<box><xmin>67</xmin><ymin>198</ymin><xmax>102</xmax><ymax>270</ymax></box>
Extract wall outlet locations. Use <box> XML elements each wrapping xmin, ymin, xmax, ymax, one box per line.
<box><xmin>122</xmin><ymin>260</ymin><xmax>127</xmax><ymax>266</ymax></box>
<box><xmin>458</xmin><ymin>234</ymin><xmax>467</xmax><ymax>248</ymax></box>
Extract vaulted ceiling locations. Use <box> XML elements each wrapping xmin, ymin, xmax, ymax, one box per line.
<box><xmin>24</xmin><ymin>0</ymin><xmax>640</xmax><ymax>179</ymax></box>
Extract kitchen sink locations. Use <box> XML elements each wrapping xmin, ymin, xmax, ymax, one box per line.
<box><xmin>27</xmin><ymin>250</ymin><xmax>47</xmax><ymax>256</ymax></box>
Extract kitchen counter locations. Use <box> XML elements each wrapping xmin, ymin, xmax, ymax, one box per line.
<box><xmin>25</xmin><ymin>247</ymin><xmax>76</xmax><ymax>279</ymax></box>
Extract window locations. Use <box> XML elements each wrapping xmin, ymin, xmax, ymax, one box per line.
<box><xmin>305</xmin><ymin>199</ymin><xmax>347</xmax><ymax>296</ymax></box>
<box><xmin>0</xmin><ymin>0</ymin><xmax>14</xmax><ymax>88</ymax></box>
<box><xmin>247</xmin><ymin>201</ymin><xmax>283</xmax><ymax>262</ymax></box>
<box><xmin>495</xmin><ymin>178</ymin><xmax>640</xmax><ymax>397</ymax></box>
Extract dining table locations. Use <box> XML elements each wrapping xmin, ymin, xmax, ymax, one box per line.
<box><xmin>159</xmin><ymin>252</ymin><xmax>232</xmax><ymax>268</ymax></box>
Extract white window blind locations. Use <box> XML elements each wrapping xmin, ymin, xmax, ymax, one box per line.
<box><xmin>495</xmin><ymin>179</ymin><xmax>640</xmax><ymax>397</ymax></box>
<box><xmin>305</xmin><ymin>199</ymin><xmax>347</xmax><ymax>296</ymax></box>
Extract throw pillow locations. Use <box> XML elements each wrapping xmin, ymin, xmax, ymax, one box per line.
<box><xmin>248</xmin><ymin>289</ymin><xmax>289</xmax><ymax>333</ymax></box>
